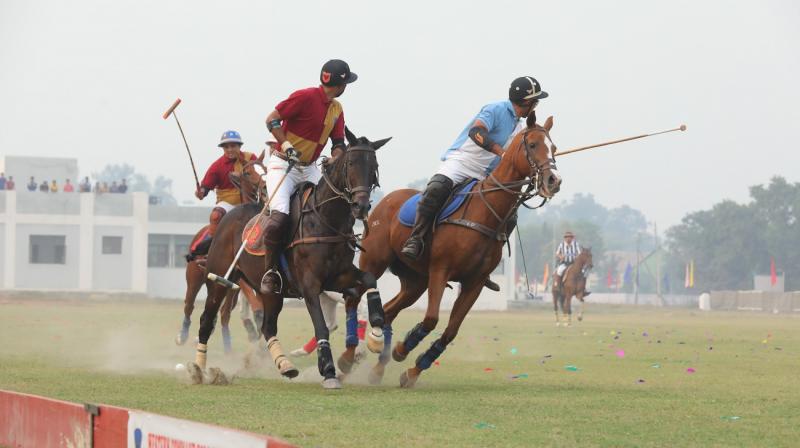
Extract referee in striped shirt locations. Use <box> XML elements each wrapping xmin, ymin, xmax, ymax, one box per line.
<box><xmin>553</xmin><ymin>231</ymin><xmax>581</xmax><ymax>290</ymax></box>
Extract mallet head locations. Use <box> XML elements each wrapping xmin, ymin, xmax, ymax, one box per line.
<box><xmin>679</xmin><ymin>124</ymin><xmax>687</xmax><ymax>131</ymax></box>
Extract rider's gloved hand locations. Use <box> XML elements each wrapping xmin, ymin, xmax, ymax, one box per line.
<box><xmin>281</xmin><ymin>141</ymin><xmax>300</xmax><ymax>163</ymax></box>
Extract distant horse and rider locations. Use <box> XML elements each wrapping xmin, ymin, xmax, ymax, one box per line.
<box><xmin>551</xmin><ymin>231</ymin><xmax>592</xmax><ymax>326</ymax></box>
<box><xmin>175</xmin><ymin>132</ymin><xmax>268</xmax><ymax>351</ymax></box>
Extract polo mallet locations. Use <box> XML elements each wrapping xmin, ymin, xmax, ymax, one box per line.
<box><xmin>207</xmin><ymin>162</ymin><xmax>296</xmax><ymax>290</ymax></box>
<box><xmin>162</xmin><ymin>98</ymin><xmax>201</xmax><ymax>189</ymax></box>
<box><xmin>555</xmin><ymin>124</ymin><xmax>686</xmax><ymax>157</ymax></box>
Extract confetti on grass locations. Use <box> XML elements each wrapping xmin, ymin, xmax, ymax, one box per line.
<box><xmin>616</xmin><ymin>350</ymin><xmax>626</xmax><ymax>358</ymax></box>
<box><xmin>721</xmin><ymin>416</ymin><xmax>741</xmax><ymax>421</ymax></box>
<box><xmin>510</xmin><ymin>348</ymin><xmax>518</xmax><ymax>355</ymax></box>
<box><xmin>474</xmin><ymin>422</ymin><xmax>496</xmax><ymax>429</ymax></box>
<box><xmin>686</xmin><ymin>367</ymin><xmax>696</xmax><ymax>374</ymax></box>
<box><xmin>510</xmin><ymin>373</ymin><xmax>529</xmax><ymax>379</ymax></box>
<box><xmin>565</xmin><ymin>365</ymin><xmax>579</xmax><ymax>372</ymax></box>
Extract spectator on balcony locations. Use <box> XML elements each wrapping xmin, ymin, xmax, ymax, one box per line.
<box><xmin>79</xmin><ymin>177</ymin><xmax>91</xmax><ymax>192</ymax></box>
<box><xmin>94</xmin><ymin>181</ymin><xmax>102</xmax><ymax>193</ymax></box>
<box><xmin>118</xmin><ymin>179</ymin><xmax>128</xmax><ymax>193</ymax></box>
<box><xmin>0</xmin><ymin>172</ymin><xmax>6</xmax><ymax>190</ymax></box>
<box><xmin>50</xmin><ymin>180</ymin><xmax>58</xmax><ymax>193</ymax></box>
<box><xmin>28</xmin><ymin>177</ymin><xmax>37</xmax><ymax>192</ymax></box>
<box><xmin>63</xmin><ymin>179</ymin><xmax>75</xmax><ymax>192</ymax></box>
<box><xmin>5</xmin><ymin>176</ymin><xmax>14</xmax><ymax>190</ymax></box>
<box><xmin>39</xmin><ymin>180</ymin><xmax>49</xmax><ymax>192</ymax></box>
<box><xmin>101</xmin><ymin>182</ymin><xmax>109</xmax><ymax>193</ymax></box>
<box><xmin>109</xmin><ymin>181</ymin><xmax>119</xmax><ymax>193</ymax></box>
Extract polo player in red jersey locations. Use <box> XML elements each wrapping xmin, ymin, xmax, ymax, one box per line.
<box><xmin>186</xmin><ymin>130</ymin><xmax>257</xmax><ymax>261</ymax></box>
<box><xmin>259</xmin><ymin>59</ymin><xmax>356</xmax><ymax>293</ymax></box>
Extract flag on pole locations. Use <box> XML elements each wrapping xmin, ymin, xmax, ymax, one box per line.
<box><xmin>684</xmin><ymin>262</ymin><xmax>690</xmax><ymax>288</ymax></box>
<box><xmin>770</xmin><ymin>257</ymin><xmax>777</xmax><ymax>286</ymax></box>
<box><xmin>606</xmin><ymin>269</ymin><xmax>613</xmax><ymax>288</ymax></box>
<box><xmin>542</xmin><ymin>264</ymin><xmax>550</xmax><ymax>291</ymax></box>
<box><xmin>690</xmin><ymin>260</ymin><xmax>694</xmax><ymax>288</ymax></box>
<box><xmin>623</xmin><ymin>262</ymin><xmax>633</xmax><ymax>285</ymax></box>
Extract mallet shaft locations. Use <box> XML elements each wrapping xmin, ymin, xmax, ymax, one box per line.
<box><xmin>557</xmin><ymin>125</ymin><xmax>686</xmax><ymax>157</ymax></box>
<box><xmin>172</xmin><ymin>110</ymin><xmax>201</xmax><ymax>189</ymax></box>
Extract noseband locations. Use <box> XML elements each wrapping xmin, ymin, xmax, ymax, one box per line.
<box><xmin>520</xmin><ymin>126</ymin><xmax>558</xmax><ymax>203</ymax></box>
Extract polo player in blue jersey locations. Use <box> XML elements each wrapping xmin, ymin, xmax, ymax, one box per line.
<box><xmin>401</xmin><ymin>76</ymin><xmax>548</xmax><ymax>260</ymax></box>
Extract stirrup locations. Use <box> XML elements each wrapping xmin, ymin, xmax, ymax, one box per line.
<box><xmin>260</xmin><ymin>269</ymin><xmax>283</xmax><ymax>294</ymax></box>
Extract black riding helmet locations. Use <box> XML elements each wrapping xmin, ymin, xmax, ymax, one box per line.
<box><xmin>320</xmin><ymin>59</ymin><xmax>358</xmax><ymax>86</ymax></box>
<box><xmin>509</xmin><ymin>76</ymin><xmax>548</xmax><ymax>103</ymax></box>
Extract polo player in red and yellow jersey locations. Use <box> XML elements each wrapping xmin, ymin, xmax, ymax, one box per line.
<box><xmin>186</xmin><ymin>130</ymin><xmax>257</xmax><ymax>261</ymax></box>
<box><xmin>260</xmin><ymin>59</ymin><xmax>357</xmax><ymax>293</ymax></box>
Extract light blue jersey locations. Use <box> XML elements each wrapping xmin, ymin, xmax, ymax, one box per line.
<box><xmin>439</xmin><ymin>100</ymin><xmax>522</xmax><ymax>178</ymax></box>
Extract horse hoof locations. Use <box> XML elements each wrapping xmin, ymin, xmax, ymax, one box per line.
<box><xmin>337</xmin><ymin>354</ymin><xmax>355</xmax><ymax>375</ymax></box>
<box><xmin>322</xmin><ymin>377</ymin><xmax>342</xmax><ymax>389</ymax></box>
<box><xmin>175</xmin><ymin>332</ymin><xmax>188</xmax><ymax>346</ymax></box>
<box><xmin>187</xmin><ymin>362</ymin><xmax>204</xmax><ymax>385</ymax></box>
<box><xmin>367</xmin><ymin>328</ymin><xmax>384</xmax><ymax>354</ymax></box>
<box><xmin>392</xmin><ymin>343</ymin><xmax>408</xmax><ymax>362</ymax></box>
<box><xmin>577</xmin><ymin>316</ymin><xmax>583</xmax><ymax>322</ymax></box>
<box><xmin>207</xmin><ymin>367</ymin><xmax>232</xmax><ymax>385</ymax></box>
<box><xmin>399</xmin><ymin>369</ymin><xmax>419</xmax><ymax>388</ymax></box>
<box><xmin>278</xmin><ymin>360</ymin><xmax>299</xmax><ymax>379</ymax></box>
<box><xmin>368</xmin><ymin>364</ymin><xmax>385</xmax><ymax>385</ymax></box>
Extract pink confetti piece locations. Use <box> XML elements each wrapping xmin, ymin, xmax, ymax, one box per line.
<box><xmin>616</xmin><ymin>350</ymin><xmax>625</xmax><ymax>358</ymax></box>
<box><xmin>686</xmin><ymin>367</ymin><xmax>696</xmax><ymax>373</ymax></box>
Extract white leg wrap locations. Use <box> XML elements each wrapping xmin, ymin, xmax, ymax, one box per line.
<box><xmin>195</xmin><ymin>343</ymin><xmax>208</xmax><ymax>369</ymax></box>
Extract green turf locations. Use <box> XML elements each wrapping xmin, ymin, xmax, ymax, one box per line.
<box><xmin>1</xmin><ymin>298</ymin><xmax>798</xmax><ymax>447</ymax></box>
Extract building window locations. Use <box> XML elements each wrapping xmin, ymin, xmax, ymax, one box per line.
<box><xmin>29</xmin><ymin>235</ymin><xmax>66</xmax><ymax>264</ymax></box>
<box><xmin>102</xmin><ymin>236</ymin><xmax>123</xmax><ymax>254</ymax></box>
<box><xmin>173</xmin><ymin>235</ymin><xmax>193</xmax><ymax>269</ymax></box>
<box><xmin>148</xmin><ymin>234</ymin><xmax>170</xmax><ymax>267</ymax></box>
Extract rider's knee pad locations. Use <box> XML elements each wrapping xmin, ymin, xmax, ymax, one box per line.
<box><xmin>210</xmin><ymin>207</ymin><xmax>227</xmax><ymax>225</ymax></box>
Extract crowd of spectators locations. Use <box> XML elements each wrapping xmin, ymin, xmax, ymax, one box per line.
<box><xmin>0</xmin><ymin>173</ymin><xmax>128</xmax><ymax>194</ymax></box>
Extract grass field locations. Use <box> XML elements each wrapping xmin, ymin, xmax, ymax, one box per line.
<box><xmin>1</xmin><ymin>297</ymin><xmax>798</xmax><ymax>447</ymax></box>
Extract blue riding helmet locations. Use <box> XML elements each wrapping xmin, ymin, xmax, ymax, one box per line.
<box><xmin>218</xmin><ymin>130</ymin><xmax>243</xmax><ymax>147</ymax></box>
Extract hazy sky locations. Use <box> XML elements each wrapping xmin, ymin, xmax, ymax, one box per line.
<box><xmin>2</xmin><ymin>0</ymin><xmax>799</xmax><ymax>227</ymax></box>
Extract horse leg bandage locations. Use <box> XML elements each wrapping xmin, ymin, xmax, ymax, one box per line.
<box><xmin>267</xmin><ymin>337</ymin><xmax>290</xmax><ymax>370</ymax></box>
<box><xmin>415</xmin><ymin>339</ymin><xmax>446</xmax><ymax>370</ymax></box>
<box><xmin>316</xmin><ymin>339</ymin><xmax>336</xmax><ymax>378</ymax></box>
<box><xmin>403</xmin><ymin>323</ymin><xmax>430</xmax><ymax>353</ymax></box>
<box><xmin>222</xmin><ymin>326</ymin><xmax>232</xmax><ymax>353</ymax></box>
<box><xmin>366</xmin><ymin>288</ymin><xmax>384</xmax><ymax>328</ymax></box>
<box><xmin>195</xmin><ymin>343</ymin><xmax>208</xmax><ymax>369</ymax></box>
<box><xmin>378</xmin><ymin>325</ymin><xmax>393</xmax><ymax>364</ymax></box>
<box><xmin>346</xmin><ymin>308</ymin><xmax>359</xmax><ymax>347</ymax></box>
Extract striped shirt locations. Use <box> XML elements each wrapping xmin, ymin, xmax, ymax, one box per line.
<box><xmin>556</xmin><ymin>240</ymin><xmax>581</xmax><ymax>263</ymax></box>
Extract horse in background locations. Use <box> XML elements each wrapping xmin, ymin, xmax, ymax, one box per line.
<box><xmin>553</xmin><ymin>247</ymin><xmax>593</xmax><ymax>326</ymax></box>
<box><xmin>356</xmin><ymin>114</ymin><xmax>562</xmax><ymax>387</ymax></box>
<box><xmin>174</xmin><ymin>154</ymin><xmax>267</xmax><ymax>352</ymax></box>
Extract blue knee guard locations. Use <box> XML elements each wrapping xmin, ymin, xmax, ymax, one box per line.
<box><xmin>403</xmin><ymin>323</ymin><xmax>430</xmax><ymax>353</ymax></box>
<box><xmin>415</xmin><ymin>339</ymin><xmax>446</xmax><ymax>370</ymax></box>
<box><xmin>346</xmin><ymin>308</ymin><xmax>359</xmax><ymax>347</ymax></box>
<box><xmin>378</xmin><ymin>324</ymin><xmax>393</xmax><ymax>364</ymax></box>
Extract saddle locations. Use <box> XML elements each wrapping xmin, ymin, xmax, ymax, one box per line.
<box><xmin>398</xmin><ymin>179</ymin><xmax>477</xmax><ymax>227</ymax></box>
<box><xmin>242</xmin><ymin>182</ymin><xmax>315</xmax><ymax>256</ymax></box>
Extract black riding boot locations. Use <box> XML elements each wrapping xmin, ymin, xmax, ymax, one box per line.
<box><xmin>259</xmin><ymin>211</ymin><xmax>291</xmax><ymax>294</ymax></box>
<box><xmin>401</xmin><ymin>174</ymin><xmax>454</xmax><ymax>260</ymax></box>
<box><xmin>185</xmin><ymin>237</ymin><xmax>212</xmax><ymax>262</ymax></box>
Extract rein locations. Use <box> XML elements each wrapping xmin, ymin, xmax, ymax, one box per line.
<box><xmin>443</xmin><ymin>126</ymin><xmax>556</xmax><ymax>242</ymax></box>
<box><xmin>290</xmin><ymin>145</ymin><xmax>378</xmax><ymax>251</ymax></box>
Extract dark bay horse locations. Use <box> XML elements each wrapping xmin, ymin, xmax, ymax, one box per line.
<box><xmin>174</xmin><ymin>154</ymin><xmax>267</xmax><ymax>351</ymax></box>
<box><xmin>553</xmin><ymin>248</ymin><xmax>592</xmax><ymax>326</ymax></box>
<box><xmin>357</xmin><ymin>115</ymin><xmax>562</xmax><ymax>387</ymax></box>
<box><xmin>192</xmin><ymin>133</ymin><xmax>390</xmax><ymax>389</ymax></box>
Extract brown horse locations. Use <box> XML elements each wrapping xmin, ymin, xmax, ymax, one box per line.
<box><xmin>174</xmin><ymin>154</ymin><xmax>267</xmax><ymax>351</ymax></box>
<box><xmin>553</xmin><ymin>248</ymin><xmax>592</xmax><ymax>326</ymax></box>
<box><xmin>357</xmin><ymin>114</ymin><xmax>562</xmax><ymax>387</ymax></box>
<box><xmin>193</xmin><ymin>133</ymin><xmax>390</xmax><ymax>389</ymax></box>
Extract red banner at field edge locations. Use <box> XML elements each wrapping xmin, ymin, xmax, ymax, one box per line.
<box><xmin>0</xmin><ymin>389</ymin><xmax>296</xmax><ymax>448</ymax></box>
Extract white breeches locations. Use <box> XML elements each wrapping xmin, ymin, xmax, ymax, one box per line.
<box><xmin>265</xmin><ymin>155</ymin><xmax>321</xmax><ymax>214</ymax></box>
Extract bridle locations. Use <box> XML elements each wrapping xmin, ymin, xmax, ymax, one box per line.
<box><xmin>317</xmin><ymin>145</ymin><xmax>379</xmax><ymax>207</ymax></box>
<box><xmin>234</xmin><ymin>158</ymin><xmax>267</xmax><ymax>204</ymax></box>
